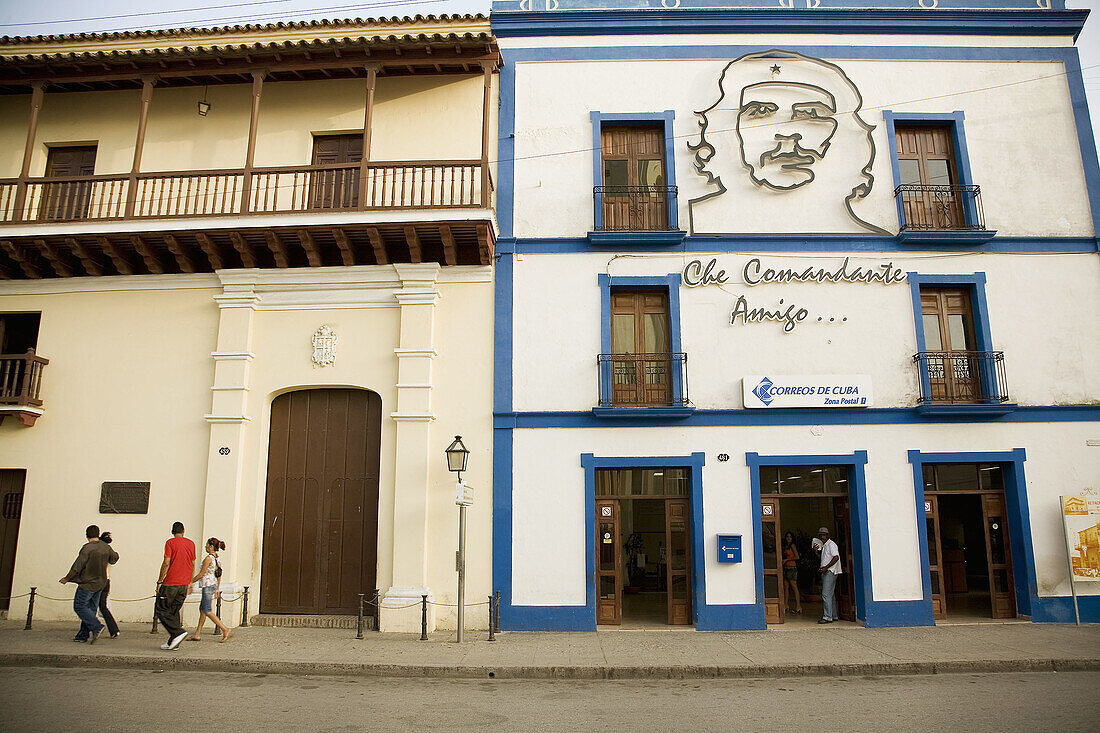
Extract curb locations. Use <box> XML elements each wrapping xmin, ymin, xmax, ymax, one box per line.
<box><xmin>2</xmin><ymin>653</ymin><xmax>1098</xmax><ymax>680</ymax></box>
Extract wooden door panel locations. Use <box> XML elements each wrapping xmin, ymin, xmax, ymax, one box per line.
<box><xmin>982</xmin><ymin>493</ymin><xmax>1016</xmax><ymax>619</ymax></box>
<box><xmin>761</xmin><ymin>499</ymin><xmax>782</xmax><ymax>624</ymax></box>
<box><xmin>596</xmin><ymin>499</ymin><xmax>621</xmax><ymax>625</ymax></box>
<box><xmin>41</xmin><ymin>146</ymin><xmax>96</xmax><ymax>220</ymax></box>
<box><xmin>600</xmin><ymin>125</ymin><xmax>667</xmax><ymax>230</ymax></box>
<box><xmin>666</xmin><ymin>498</ymin><xmax>692</xmax><ymax>625</ymax></box>
<box><xmin>311</xmin><ymin>135</ymin><xmax>363</xmax><ymax>209</ymax></box>
<box><xmin>261</xmin><ymin>389</ymin><xmax>380</xmax><ymax>615</ymax></box>
<box><xmin>925</xmin><ymin>496</ymin><xmax>946</xmax><ymax>620</ymax></box>
<box><xmin>0</xmin><ymin>470</ymin><xmax>26</xmax><ymax>611</ymax></box>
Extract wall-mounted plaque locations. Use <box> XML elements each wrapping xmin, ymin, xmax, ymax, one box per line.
<box><xmin>100</xmin><ymin>482</ymin><xmax>150</xmax><ymax>514</ymax></box>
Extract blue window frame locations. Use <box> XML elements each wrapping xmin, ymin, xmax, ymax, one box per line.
<box><xmin>589</xmin><ymin>111</ymin><xmax>684</xmax><ymax>244</ymax></box>
<box><xmin>595</xmin><ymin>273</ymin><xmax>692</xmax><ymax>418</ymax></box>
<box><xmin>907</xmin><ymin>272</ymin><xmax>1013</xmax><ymax>414</ymax></box>
<box><xmin>882</xmin><ymin>111</ymin><xmax>996</xmax><ymax>244</ymax></box>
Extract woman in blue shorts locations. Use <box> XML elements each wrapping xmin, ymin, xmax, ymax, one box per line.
<box><xmin>189</xmin><ymin>537</ymin><xmax>232</xmax><ymax>642</ymax></box>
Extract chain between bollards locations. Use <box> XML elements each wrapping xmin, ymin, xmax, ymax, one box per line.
<box><xmin>23</xmin><ymin>587</ymin><xmax>35</xmax><ymax>630</ymax></box>
<box><xmin>240</xmin><ymin>586</ymin><xmax>249</xmax><ymax>627</ymax></box>
<box><xmin>356</xmin><ymin>593</ymin><xmax>365</xmax><ymax>640</ymax></box>
<box><xmin>487</xmin><ymin>595</ymin><xmax>495</xmax><ymax>641</ymax></box>
<box><xmin>420</xmin><ymin>594</ymin><xmax>428</xmax><ymax>641</ymax></box>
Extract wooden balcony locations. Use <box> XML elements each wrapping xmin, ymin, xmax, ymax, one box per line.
<box><xmin>0</xmin><ymin>350</ymin><xmax>47</xmax><ymax>426</ymax></box>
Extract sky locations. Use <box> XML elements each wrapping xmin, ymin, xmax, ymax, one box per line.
<box><xmin>0</xmin><ymin>0</ymin><xmax>1096</xmax><ymax>143</ymax></box>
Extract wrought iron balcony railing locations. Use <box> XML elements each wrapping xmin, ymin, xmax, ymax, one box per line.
<box><xmin>913</xmin><ymin>350</ymin><xmax>1008</xmax><ymax>405</ymax></box>
<box><xmin>597</xmin><ymin>352</ymin><xmax>689</xmax><ymax>408</ymax></box>
<box><xmin>594</xmin><ymin>185</ymin><xmax>678</xmax><ymax>232</ymax></box>
<box><xmin>895</xmin><ymin>184</ymin><xmax>986</xmax><ymax>232</ymax></box>
<box><xmin>0</xmin><ymin>160</ymin><xmax>493</xmax><ymax>224</ymax></box>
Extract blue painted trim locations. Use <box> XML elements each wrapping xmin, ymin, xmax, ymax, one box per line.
<box><xmin>511</xmin><ymin>236</ymin><xmax>1099</xmax><ymax>255</ymax></box>
<box><xmin>597</xmin><ymin>272</ymin><xmax>686</xmax><ymax>407</ymax></box>
<box><xmin>589</xmin><ymin>110</ymin><xmax>679</xmax><ymax>231</ymax></box>
<box><xmin>491</xmin><ymin>10</ymin><xmax>1089</xmax><ymax>39</ymax></box>
<box><xmin>882</xmin><ymin>110</ymin><xmax>984</xmax><ymax>231</ymax></box>
<box><xmin>915</xmin><ymin>403</ymin><xmax>1017</xmax><ymax>417</ymax></box>
<box><xmin>577</xmin><ymin>452</ymin><xmax>711</xmax><ymax>629</ymax></box>
<box><xmin>1030</xmin><ymin>594</ymin><xmax>1100</xmax><ymax>624</ymax></box>
<box><xmin>497</xmin><ymin>59</ymin><xmax>516</xmax><ymax>239</ymax></box>
<box><xmin>907</xmin><ymin>448</ymin><xmax>1038</xmax><ymax>622</ymax></box>
<box><xmin>897</xmin><ymin>230</ymin><xmax>999</xmax><ymax>246</ymax></box>
<box><xmin>745</xmin><ymin>451</ymin><xmax>903</xmax><ymax>627</ymax></box>
<box><xmin>1063</xmin><ymin>47</ymin><xmax>1100</xmax><ymax>238</ymax></box>
<box><xmin>592</xmin><ymin>406</ymin><xmax>696</xmax><ymax>419</ymax></box>
<box><xmin>908</xmin><ymin>271</ymin><xmax>999</xmax><ymax>402</ymax></box>
<box><xmin>587</xmin><ymin>230</ymin><xmax>686</xmax><ymax>246</ymax></box>
<box><xmin>499</xmin><ymin>404</ymin><xmax>1100</xmax><ymax>429</ymax></box>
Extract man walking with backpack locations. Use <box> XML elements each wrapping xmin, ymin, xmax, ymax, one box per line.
<box><xmin>155</xmin><ymin>521</ymin><xmax>195</xmax><ymax>651</ymax></box>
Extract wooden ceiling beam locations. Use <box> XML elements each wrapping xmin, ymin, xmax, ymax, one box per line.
<box><xmin>403</xmin><ymin>225</ymin><xmax>422</xmax><ymax>264</ymax></box>
<box><xmin>96</xmin><ymin>236</ymin><xmax>132</xmax><ymax>275</ymax></box>
<box><xmin>366</xmin><ymin>226</ymin><xmax>387</xmax><ymax>265</ymax></box>
<box><xmin>264</xmin><ymin>231</ymin><xmax>290</xmax><ymax>268</ymax></box>
<box><xmin>65</xmin><ymin>236</ymin><xmax>103</xmax><ymax>276</ymax></box>
<box><xmin>229</xmin><ymin>232</ymin><xmax>257</xmax><ymax>268</ymax></box>
<box><xmin>35</xmin><ymin>238</ymin><xmax>73</xmax><ymax>277</ymax></box>
<box><xmin>439</xmin><ymin>225</ymin><xmax>457</xmax><ymax>266</ymax></box>
<box><xmin>1</xmin><ymin>240</ymin><xmax>41</xmax><ymax>279</ymax></box>
<box><xmin>195</xmin><ymin>232</ymin><xmax>223</xmax><ymax>270</ymax></box>
<box><xmin>330</xmin><ymin>228</ymin><xmax>354</xmax><ymax>267</ymax></box>
<box><xmin>164</xmin><ymin>233</ymin><xmax>195</xmax><ymax>273</ymax></box>
<box><xmin>130</xmin><ymin>234</ymin><xmax>163</xmax><ymax>274</ymax></box>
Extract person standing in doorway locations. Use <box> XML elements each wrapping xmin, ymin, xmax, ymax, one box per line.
<box><xmin>817</xmin><ymin>526</ymin><xmax>842</xmax><ymax>624</ymax></box>
<box><xmin>59</xmin><ymin>524</ymin><xmax>119</xmax><ymax>644</ymax></box>
<box><xmin>782</xmin><ymin>532</ymin><xmax>803</xmax><ymax>615</ymax></box>
<box><xmin>188</xmin><ymin>537</ymin><xmax>233</xmax><ymax>643</ymax></box>
<box><xmin>155</xmin><ymin>521</ymin><xmax>195</xmax><ymax>651</ymax></box>
<box><xmin>96</xmin><ymin>531</ymin><xmax>120</xmax><ymax>639</ymax></box>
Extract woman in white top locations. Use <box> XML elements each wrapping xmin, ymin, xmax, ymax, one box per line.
<box><xmin>189</xmin><ymin>537</ymin><xmax>232</xmax><ymax>642</ymax></box>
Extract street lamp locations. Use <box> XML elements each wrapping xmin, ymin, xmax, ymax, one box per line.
<box><xmin>446</xmin><ymin>435</ymin><xmax>471</xmax><ymax>642</ymax></box>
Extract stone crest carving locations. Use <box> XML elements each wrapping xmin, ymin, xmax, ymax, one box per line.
<box><xmin>311</xmin><ymin>325</ymin><xmax>337</xmax><ymax>368</ymax></box>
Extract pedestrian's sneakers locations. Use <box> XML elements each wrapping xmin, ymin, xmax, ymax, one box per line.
<box><xmin>167</xmin><ymin>632</ymin><xmax>188</xmax><ymax>650</ymax></box>
<box><xmin>89</xmin><ymin>630</ymin><xmax>100</xmax><ymax>645</ymax></box>
<box><xmin>159</xmin><ymin>641</ymin><xmax>172</xmax><ymax>650</ymax></box>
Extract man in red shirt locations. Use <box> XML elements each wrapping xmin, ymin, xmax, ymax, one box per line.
<box><xmin>155</xmin><ymin>521</ymin><xmax>196</xmax><ymax>650</ymax></box>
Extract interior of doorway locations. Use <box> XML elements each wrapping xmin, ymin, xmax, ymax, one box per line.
<box><xmin>771</xmin><ymin>496</ymin><xmax>856</xmax><ymax>627</ymax></box>
<box><xmin>937</xmin><ymin>494</ymin><xmax>992</xmax><ymax>620</ymax></box>
<box><xmin>619</xmin><ymin>498</ymin><xmax>669</xmax><ymax>628</ymax></box>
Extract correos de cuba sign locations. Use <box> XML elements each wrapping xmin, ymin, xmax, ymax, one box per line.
<box><xmin>682</xmin><ymin>256</ymin><xmax>906</xmax><ymax>333</ymax></box>
<box><xmin>743</xmin><ymin>375</ymin><xmax>873</xmax><ymax>409</ymax></box>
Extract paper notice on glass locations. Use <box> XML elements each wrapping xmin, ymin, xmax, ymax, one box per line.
<box><xmin>1063</xmin><ymin>490</ymin><xmax>1100</xmax><ymax>582</ymax></box>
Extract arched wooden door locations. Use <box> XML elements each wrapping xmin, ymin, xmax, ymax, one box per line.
<box><xmin>260</xmin><ymin>389</ymin><xmax>381</xmax><ymax>615</ymax></box>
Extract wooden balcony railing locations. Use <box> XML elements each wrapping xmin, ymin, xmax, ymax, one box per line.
<box><xmin>895</xmin><ymin>184</ymin><xmax>987</xmax><ymax>232</ymax></box>
<box><xmin>597</xmin><ymin>352</ymin><xmax>689</xmax><ymax>408</ymax></box>
<box><xmin>913</xmin><ymin>350</ymin><xmax>1008</xmax><ymax>405</ymax></box>
<box><xmin>0</xmin><ymin>350</ymin><xmax>48</xmax><ymax>409</ymax></box>
<box><xmin>0</xmin><ymin>160</ymin><xmax>493</xmax><ymax>224</ymax></box>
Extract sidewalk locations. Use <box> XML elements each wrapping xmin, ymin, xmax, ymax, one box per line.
<box><xmin>1</xmin><ymin>619</ymin><xmax>1098</xmax><ymax>680</ymax></box>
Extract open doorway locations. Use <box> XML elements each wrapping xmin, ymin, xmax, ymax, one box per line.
<box><xmin>595</xmin><ymin>468</ymin><xmax>692</xmax><ymax>627</ymax></box>
<box><xmin>760</xmin><ymin>464</ymin><xmax>857</xmax><ymax>627</ymax></box>
<box><xmin>923</xmin><ymin>463</ymin><xmax>1015</xmax><ymax>621</ymax></box>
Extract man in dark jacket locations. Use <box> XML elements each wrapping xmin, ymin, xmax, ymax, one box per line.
<box><xmin>59</xmin><ymin>524</ymin><xmax>119</xmax><ymax>644</ymax></box>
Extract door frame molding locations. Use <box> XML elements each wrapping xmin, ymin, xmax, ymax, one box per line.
<box><xmin>580</xmin><ymin>452</ymin><xmax>704</xmax><ymax>629</ymax></box>
<box><xmin>747</xmin><ymin>451</ymin><xmax>877</xmax><ymax>627</ymax></box>
<box><xmin>907</xmin><ymin>449</ymin><xmax>1035</xmax><ymax>622</ymax></box>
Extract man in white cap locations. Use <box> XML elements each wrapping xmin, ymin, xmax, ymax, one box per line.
<box><xmin>816</xmin><ymin>526</ymin><xmax>842</xmax><ymax>624</ymax></box>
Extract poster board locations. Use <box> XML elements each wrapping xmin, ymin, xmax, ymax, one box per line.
<box><xmin>1063</xmin><ymin>490</ymin><xmax>1100</xmax><ymax>582</ymax></box>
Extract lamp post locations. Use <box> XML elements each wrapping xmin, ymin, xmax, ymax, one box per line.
<box><xmin>446</xmin><ymin>435</ymin><xmax>470</xmax><ymax>642</ymax></box>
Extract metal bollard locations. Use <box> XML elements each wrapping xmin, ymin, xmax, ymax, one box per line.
<box><xmin>420</xmin><ymin>594</ymin><xmax>428</xmax><ymax>641</ymax></box>
<box><xmin>372</xmin><ymin>588</ymin><xmax>380</xmax><ymax>632</ymax></box>
<box><xmin>356</xmin><ymin>593</ymin><xmax>365</xmax><ymax>640</ymax></box>
<box><xmin>487</xmin><ymin>595</ymin><xmax>495</xmax><ymax>642</ymax></box>
<box><xmin>240</xmin><ymin>586</ymin><xmax>249</xmax><ymax>627</ymax></box>
<box><xmin>151</xmin><ymin>606</ymin><xmax>159</xmax><ymax>634</ymax></box>
<box><xmin>494</xmin><ymin>590</ymin><xmax>501</xmax><ymax>633</ymax></box>
<box><xmin>24</xmin><ymin>587</ymin><xmax>35</xmax><ymax>630</ymax></box>
<box><xmin>215</xmin><ymin>594</ymin><xmax>223</xmax><ymax>636</ymax></box>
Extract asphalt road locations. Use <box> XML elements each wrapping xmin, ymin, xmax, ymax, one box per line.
<box><xmin>3</xmin><ymin>667</ymin><xmax>1098</xmax><ymax>732</ymax></box>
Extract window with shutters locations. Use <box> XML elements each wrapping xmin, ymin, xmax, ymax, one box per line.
<box><xmin>310</xmin><ymin>134</ymin><xmax>363</xmax><ymax>210</ymax></box>
<box><xmin>883</xmin><ymin>112</ymin><xmax>990</xmax><ymax>239</ymax></box>
<box><xmin>40</xmin><ymin>145</ymin><xmax>97</xmax><ymax>221</ymax></box>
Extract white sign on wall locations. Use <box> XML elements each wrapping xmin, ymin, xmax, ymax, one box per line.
<box><xmin>743</xmin><ymin>375</ymin><xmax>873</xmax><ymax>408</ymax></box>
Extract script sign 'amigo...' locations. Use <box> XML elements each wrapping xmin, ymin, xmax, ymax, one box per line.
<box><xmin>743</xmin><ymin>375</ymin><xmax>873</xmax><ymax>408</ymax></box>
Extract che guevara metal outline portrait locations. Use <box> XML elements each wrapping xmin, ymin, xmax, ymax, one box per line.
<box><xmin>687</xmin><ymin>49</ymin><xmax>889</xmax><ymax>235</ymax></box>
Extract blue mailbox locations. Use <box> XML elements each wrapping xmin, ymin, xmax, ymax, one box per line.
<box><xmin>717</xmin><ymin>534</ymin><xmax>742</xmax><ymax>564</ymax></box>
